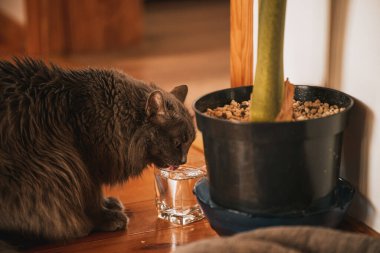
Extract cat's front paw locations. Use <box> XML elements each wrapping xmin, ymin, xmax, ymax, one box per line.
<box><xmin>104</xmin><ymin>196</ymin><xmax>124</xmax><ymax>211</ymax></box>
<box><xmin>96</xmin><ymin>209</ymin><xmax>128</xmax><ymax>232</ymax></box>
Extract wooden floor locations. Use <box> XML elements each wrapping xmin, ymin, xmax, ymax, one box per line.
<box><xmin>27</xmin><ymin>147</ymin><xmax>217</xmax><ymax>253</ymax></box>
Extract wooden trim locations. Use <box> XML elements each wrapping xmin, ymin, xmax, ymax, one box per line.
<box><xmin>230</xmin><ymin>0</ymin><xmax>254</xmax><ymax>87</ymax></box>
<box><xmin>25</xmin><ymin>0</ymin><xmax>44</xmax><ymax>55</ymax></box>
<box><xmin>0</xmin><ymin>11</ymin><xmax>26</xmax><ymax>55</ymax></box>
<box><xmin>340</xmin><ymin>216</ymin><xmax>380</xmax><ymax>238</ymax></box>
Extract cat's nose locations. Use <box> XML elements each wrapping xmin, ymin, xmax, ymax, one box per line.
<box><xmin>180</xmin><ymin>155</ymin><xmax>187</xmax><ymax>164</ymax></box>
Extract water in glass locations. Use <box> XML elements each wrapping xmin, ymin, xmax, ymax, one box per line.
<box><xmin>154</xmin><ymin>165</ymin><xmax>206</xmax><ymax>225</ymax></box>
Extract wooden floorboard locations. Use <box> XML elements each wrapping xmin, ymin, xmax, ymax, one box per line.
<box><xmin>29</xmin><ymin>221</ymin><xmax>215</xmax><ymax>253</ymax></box>
<box><xmin>27</xmin><ymin>199</ymin><xmax>216</xmax><ymax>253</ymax></box>
<box><xmin>340</xmin><ymin>216</ymin><xmax>380</xmax><ymax>238</ymax></box>
<box><xmin>27</xmin><ymin>146</ymin><xmax>217</xmax><ymax>253</ymax></box>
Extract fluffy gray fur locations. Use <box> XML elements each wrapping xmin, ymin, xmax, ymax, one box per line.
<box><xmin>0</xmin><ymin>58</ymin><xmax>195</xmax><ymax>251</ymax></box>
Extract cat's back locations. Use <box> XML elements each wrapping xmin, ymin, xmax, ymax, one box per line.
<box><xmin>1</xmin><ymin>59</ymin><xmax>59</xmax><ymax>113</ymax></box>
<box><xmin>0</xmin><ymin>58</ymin><xmax>59</xmax><ymax>99</ymax></box>
<box><xmin>0</xmin><ymin>58</ymin><xmax>73</xmax><ymax>144</ymax></box>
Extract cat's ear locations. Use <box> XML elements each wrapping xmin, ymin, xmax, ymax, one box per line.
<box><xmin>170</xmin><ymin>85</ymin><xmax>188</xmax><ymax>103</ymax></box>
<box><xmin>146</xmin><ymin>91</ymin><xmax>168</xmax><ymax>124</ymax></box>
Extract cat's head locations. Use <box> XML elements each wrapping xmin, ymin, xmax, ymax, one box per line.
<box><xmin>144</xmin><ymin>85</ymin><xmax>195</xmax><ymax>168</ymax></box>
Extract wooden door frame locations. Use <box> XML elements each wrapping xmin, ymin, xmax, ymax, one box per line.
<box><xmin>230</xmin><ymin>0</ymin><xmax>254</xmax><ymax>87</ymax></box>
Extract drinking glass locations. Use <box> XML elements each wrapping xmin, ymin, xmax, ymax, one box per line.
<box><xmin>154</xmin><ymin>165</ymin><xmax>206</xmax><ymax>225</ymax></box>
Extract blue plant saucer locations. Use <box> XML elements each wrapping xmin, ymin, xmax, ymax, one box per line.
<box><xmin>194</xmin><ymin>177</ymin><xmax>355</xmax><ymax>236</ymax></box>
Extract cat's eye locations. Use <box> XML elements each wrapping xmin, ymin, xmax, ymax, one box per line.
<box><xmin>166</xmin><ymin>101</ymin><xmax>174</xmax><ymax>110</ymax></box>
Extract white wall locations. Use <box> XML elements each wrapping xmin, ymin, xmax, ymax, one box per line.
<box><xmin>336</xmin><ymin>0</ymin><xmax>380</xmax><ymax>232</ymax></box>
<box><xmin>0</xmin><ymin>0</ymin><xmax>26</xmax><ymax>25</ymax></box>
<box><xmin>253</xmin><ymin>0</ymin><xmax>330</xmax><ymax>85</ymax></box>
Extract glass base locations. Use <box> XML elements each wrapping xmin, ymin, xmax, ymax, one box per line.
<box><xmin>157</xmin><ymin>204</ymin><xmax>205</xmax><ymax>225</ymax></box>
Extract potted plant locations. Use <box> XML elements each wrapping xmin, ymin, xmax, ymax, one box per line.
<box><xmin>193</xmin><ymin>0</ymin><xmax>354</xmax><ymax>217</ymax></box>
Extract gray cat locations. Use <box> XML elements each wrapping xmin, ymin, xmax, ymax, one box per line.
<box><xmin>0</xmin><ymin>58</ymin><xmax>195</xmax><ymax>251</ymax></box>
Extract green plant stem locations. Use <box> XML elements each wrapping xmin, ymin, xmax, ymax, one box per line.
<box><xmin>250</xmin><ymin>0</ymin><xmax>287</xmax><ymax>122</ymax></box>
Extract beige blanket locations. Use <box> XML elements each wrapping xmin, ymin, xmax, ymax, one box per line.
<box><xmin>175</xmin><ymin>226</ymin><xmax>380</xmax><ymax>253</ymax></box>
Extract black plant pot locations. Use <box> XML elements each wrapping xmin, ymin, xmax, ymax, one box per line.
<box><xmin>193</xmin><ymin>85</ymin><xmax>354</xmax><ymax>215</ymax></box>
